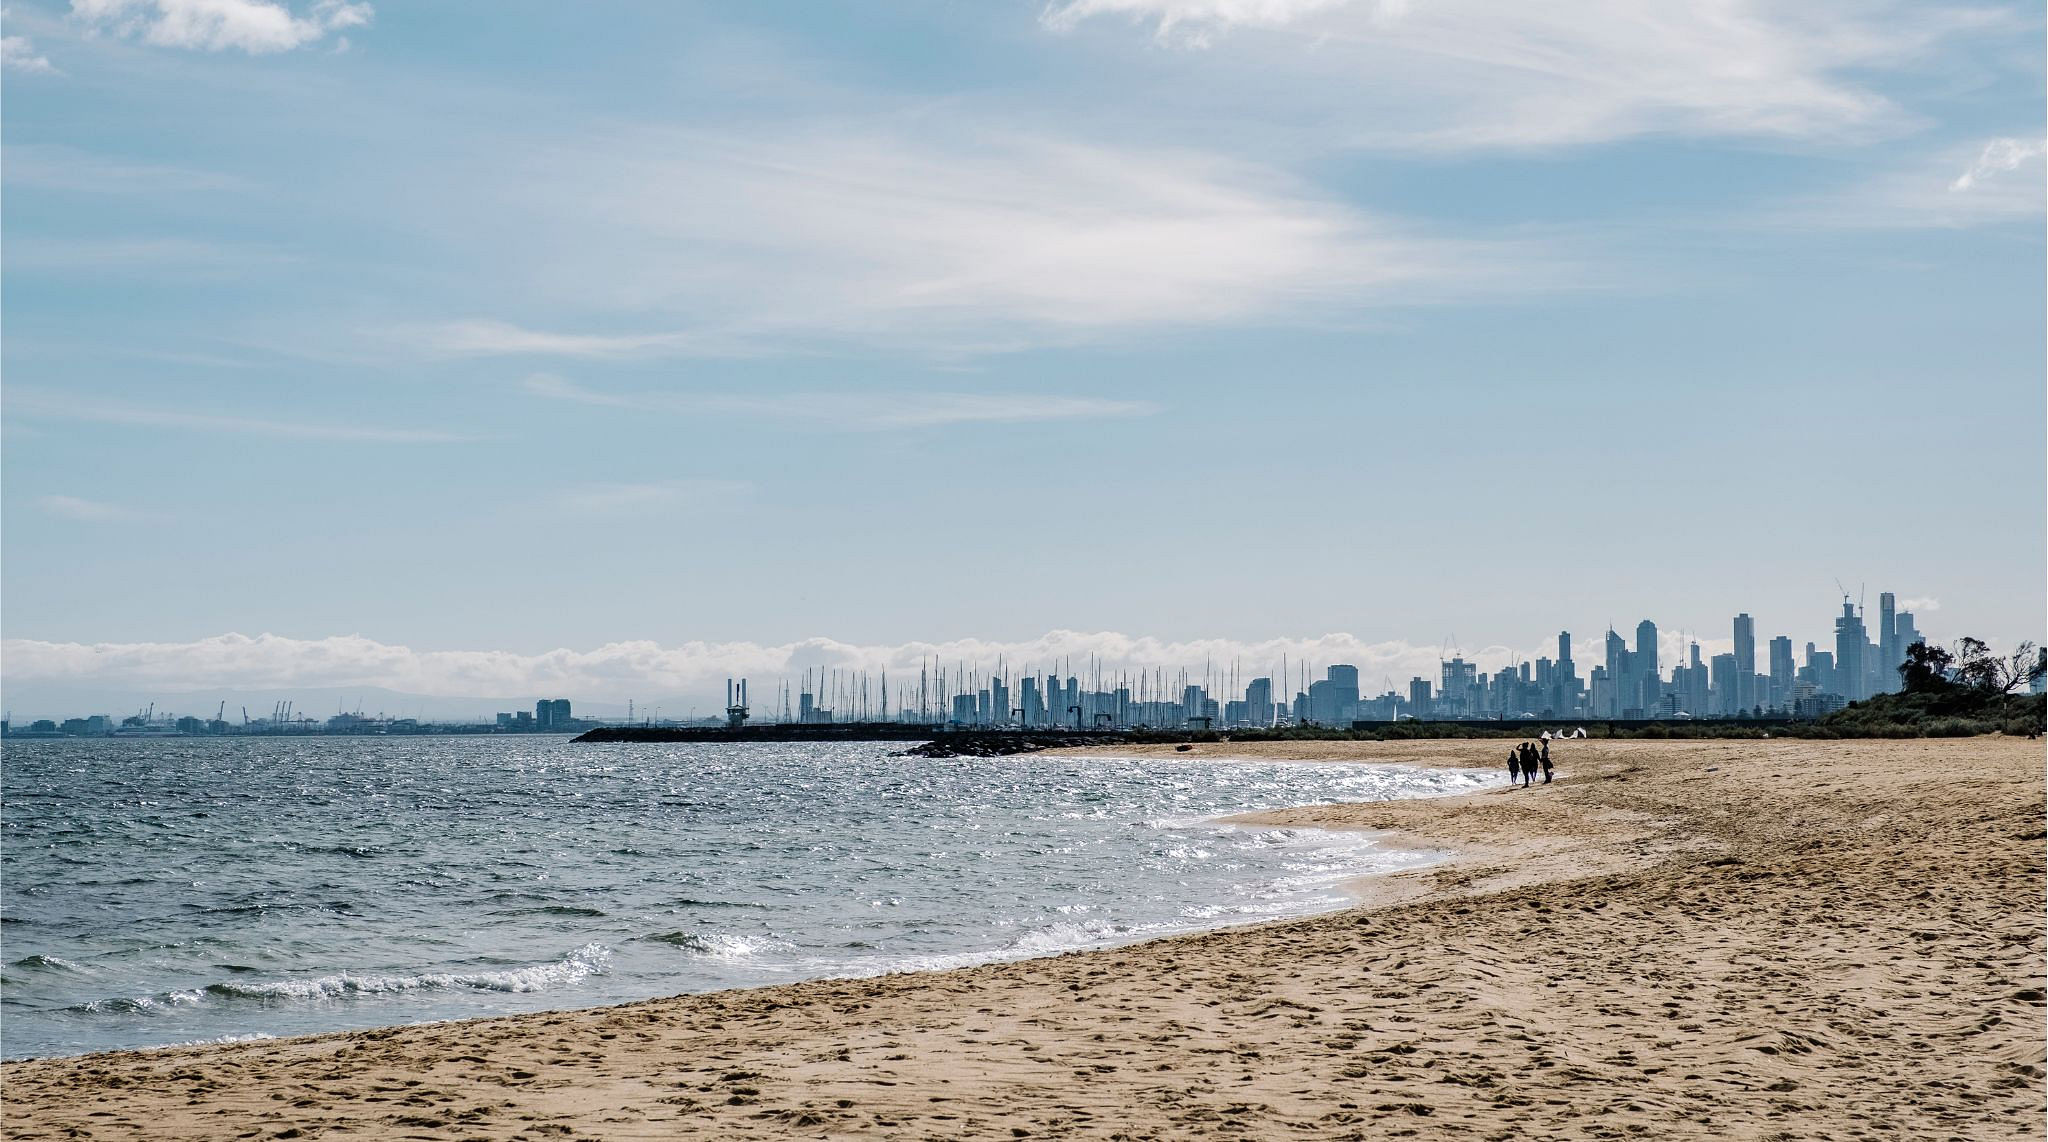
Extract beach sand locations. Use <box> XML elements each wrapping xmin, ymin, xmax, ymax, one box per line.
<box><xmin>5</xmin><ymin>737</ymin><xmax>2042</xmax><ymax>1140</ymax></box>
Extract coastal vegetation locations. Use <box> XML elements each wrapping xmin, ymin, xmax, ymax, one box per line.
<box><xmin>1810</xmin><ymin>638</ymin><xmax>2045</xmax><ymax>739</ymax></box>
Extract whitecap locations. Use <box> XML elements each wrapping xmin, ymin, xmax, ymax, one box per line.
<box><xmin>70</xmin><ymin>944</ymin><xmax>613</xmax><ymax>1013</ymax></box>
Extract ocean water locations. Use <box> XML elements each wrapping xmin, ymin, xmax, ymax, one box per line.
<box><xmin>0</xmin><ymin>737</ymin><xmax>1490</xmax><ymax>1059</ymax></box>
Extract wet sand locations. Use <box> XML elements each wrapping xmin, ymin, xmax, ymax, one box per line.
<box><xmin>4</xmin><ymin>737</ymin><xmax>2042</xmax><ymax>1140</ymax></box>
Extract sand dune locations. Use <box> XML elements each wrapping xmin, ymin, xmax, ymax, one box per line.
<box><xmin>5</xmin><ymin>738</ymin><xmax>2041</xmax><ymax>1140</ymax></box>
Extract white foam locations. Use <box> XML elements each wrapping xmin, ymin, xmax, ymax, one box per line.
<box><xmin>76</xmin><ymin>943</ymin><xmax>613</xmax><ymax>1013</ymax></box>
<box><xmin>657</xmin><ymin>932</ymin><xmax>773</xmax><ymax>963</ymax></box>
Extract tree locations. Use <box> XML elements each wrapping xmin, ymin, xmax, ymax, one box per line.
<box><xmin>1897</xmin><ymin>641</ymin><xmax>1955</xmax><ymax>693</ymax></box>
<box><xmin>1950</xmin><ymin>638</ymin><xmax>2044</xmax><ymax>695</ymax></box>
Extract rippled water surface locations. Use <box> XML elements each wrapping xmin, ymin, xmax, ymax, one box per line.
<box><xmin>1</xmin><ymin>737</ymin><xmax>1489</xmax><ymax>1058</ymax></box>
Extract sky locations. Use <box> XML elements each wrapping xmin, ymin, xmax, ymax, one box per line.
<box><xmin>2</xmin><ymin>0</ymin><xmax>2043</xmax><ymax>714</ymax></box>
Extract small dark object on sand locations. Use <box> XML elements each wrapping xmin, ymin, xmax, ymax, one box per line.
<box><xmin>1175</xmin><ymin>744</ymin><xmax>1194</xmax><ymax>752</ymax></box>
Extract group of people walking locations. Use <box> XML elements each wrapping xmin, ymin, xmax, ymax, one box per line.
<box><xmin>1508</xmin><ymin>738</ymin><xmax>1552</xmax><ymax>788</ymax></box>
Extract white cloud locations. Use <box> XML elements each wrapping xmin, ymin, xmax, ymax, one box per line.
<box><xmin>1779</xmin><ymin>136</ymin><xmax>2046</xmax><ymax>229</ymax></box>
<box><xmin>1950</xmin><ymin>136</ymin><xmax>2046</xmax><ymax>192</ymax></box>
<box><xmin>70</xmin><ymin>0</ymin><xmax>368</xmax><ymax>54</ymax></box>
<box><xmin>463</xmin><ymin>125</ymin><xmax>1541</xmax><ymax>357</ymax></box>
<box><xmin>6</xmin><ymin>389</ymin><xmax>474</xmax><ymax>443</ymax></box>
<box><xmin>2</xmin><ymin>33</ymin><xmax>58</xmax><ymax>72</ymax></box>
<box><xmin>37</xmin><ymin>494</ymin><xmax>138</xmax><ymax>522</ymax></box>
<box><xmin>1044</xmin><ymin>0</ymin><xmax>1357</xmax><ymax>45</ymax></box>
<box><xmin>415</xmin><ymin>320</ymin><xmax>710</xmax><ymax>360</ymax></box>
<box><xmin>0</xmin><ymin>629</ymin><xmax>1550</xmax><ymax>705</ymax></box>
<box><xmin>523</xmin><ymin>374</ymin><xmax>1160</xmax><ymax>430</ymax></box>
<box><xmin>1043</xmin><ymin>0</ymin><xmax>2009</xmax><ymax>150</ymax></box>
<box><xmin>1901</xmin><ymin>596</ymin><xmax>1941</xmax><ymax>613</ymax></box>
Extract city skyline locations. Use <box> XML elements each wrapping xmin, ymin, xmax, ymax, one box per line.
<box><xmin>3</xmin><ymin>583</ymin><xmax>2014</xmax><ymax>725</ymax></box>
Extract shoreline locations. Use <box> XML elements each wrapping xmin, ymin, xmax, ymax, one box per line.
<box><xmin>6</xmin><ymin>737</ymin><xmax>2041</xmax><ymax>1140</ymax></box>
<box><xmin>3</xmin><ymin>754</ymin><xmax>1487</xmax><ymax>1064</ymax></box>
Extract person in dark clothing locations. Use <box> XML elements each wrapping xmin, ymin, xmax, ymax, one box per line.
<box><xmin>1539</xmin><ymin>740</ymin><xmax>1553</xmax><ymax>784</ymax></box>
<box><xmin>1506</xmin><ymin>745</ymin><xmax>1522</xmax><ymax>788</ymax></box>
<box><xmin>1518</xmin><ymin>742</ymin><xmax>1537</xmax><ymax>787</ymax></box>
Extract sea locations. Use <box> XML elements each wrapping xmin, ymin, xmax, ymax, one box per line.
<box><xmin>0</xmin><ymin>736</ymin><xmax>1491</xmax><ymax>1059</ymax></box>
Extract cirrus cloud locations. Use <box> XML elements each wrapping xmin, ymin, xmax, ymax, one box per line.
<box><xmin>1043</xmin><ymin>0</ymin><xmax>2014</xmax><ymax>151</ymax></box>
<box><xmin>426</xmin><ymin>125</ymin><xmax>1555</xmax><ymax>359</ymax></box>
<box><xmin>522</xmin><ymin>374</ymin><xmax>1161</xmax><ymax>430</ymax></box>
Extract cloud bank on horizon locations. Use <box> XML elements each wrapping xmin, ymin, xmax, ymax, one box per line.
<box><xmin>1</xmin><ymin>630</ymin><xmax>1573</xmax><ymax>706</ymax></box>
<box><xmin>5</xmin><ymin>622</ymin><xmax>1980</xmax><ymax>710</ymax></box>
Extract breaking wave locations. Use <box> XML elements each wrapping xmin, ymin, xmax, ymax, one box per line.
<box><xmin>70</xmin><ymin>943</ymin><xmax>612</xmax><ymax>1013</ymax></box>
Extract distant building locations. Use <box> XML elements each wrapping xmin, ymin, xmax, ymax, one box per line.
<box><xmin>1793</xmin><ymin>693</ymin><xmax>1847</xmax><ymax>719</ymax></box>
<box><xmin>1877</xmin><ymin>592</ymin><xmax>1899</xmax><ymax>692</ymax></box>
<box><xmin>1602</xmin><ymin>630</ymin><xmax>1630</xmax><ymax>718</ymax></box>
<box><xmin>1767</xmin><ymin>636</ymin><xmax>1795</xmax><ymax>710</ymax></box>
<box><xmin>1677</xmin><ymin>642</ymin><xmax>1709</xmax><ymax>716</ymax></box>
<box><xmin>1710</xmin><ymin>653</ymin><xmax>1738</xmax><ymax>715</ymax></box>
<box><xmin>1020</xmin><ymin>676</ymin><xmax>1044</xmax><ymax>725</ymax></box>
<box><xmin>1635</xmin><ymin>620</ymin><xmax>1659</xmax><ymax>694</ymax></box>
<box><xmin>1733</xmin><ymin>614</ymin><xmax>1756</xmax><ymax>712</ymax></box>
<box><xmin>534</xmin><ymin>698</ymin><xmax>572</xmax><ymax>729</ymax></box>
<box><xmin>1245</xmin><ymin>677</ymin><xmax>1274</xmax><ymax>726</ymax></box>
<box><xmin>1833</xmin><ymin>602</ymin><xmax>1867</xmax><ymax>702</ymax></box>
<box><xmin>1439</xmin><ymin>657</ymin><xmax>1477</xmax><ymax>717</ymax></box>
<box><xmin>1407</xmin><ymin>676</ymin><xmax>1432</xmax><ymax>718</ymax></box>
<box><xmin>1305</xmin><ymin>665</ymin><xmax>1361</xmax><ymax>725</ymax></box>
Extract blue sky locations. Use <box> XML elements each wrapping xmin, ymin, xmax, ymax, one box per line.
<box><xmin>2</xmin><ymin>0</ymin><xmax>2042</xmax><ymax>709</ymax></box>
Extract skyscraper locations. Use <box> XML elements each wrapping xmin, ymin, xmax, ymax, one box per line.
<box><xmin>1603</xmin><ymin>629</ymin><xmax>1629</xmax><ymax>717</ymax></box>
<box><xmin>1710</xmin><ymin>653</ymin><xmax>1738</xmax><ymax>715</ymax></box>
<box><xmin>1733</xmin><ymin>613</ymin><xmax>1756</xmax><ymax>712</ymax></box>
<box><xmin>1245</xmin><ymin>677</ymin><xmax>1274</xmax><ymax>726</ymax></box>
<box><xmin>1895</xmin><ymin>611</ymin><xmax>1922</xmax><ymax>657</ymax></box>
<box><xmin>1834</xmin><ymin>601</ymin><xmax>1866</xmax><ymax>702</ymax></box>
<box><xmin>1681</xmin><ymin>641</ymin><xmax>1710</xmax><ymax>715</ymax></box>
<box><xmin>1307</xmin><ymin>665</ymin><xmax>1361</xmax><ymax>725</ymax></box>
<box><xmin>1555</xmin><ymin>630</ymin><xmax>1577</xmax><ymax>698</ymax></box>
<box><xmin>1632</xmin><ymin>620</ymin><xmax>1660</xmax><ymax>714</ymax></box>
<box><xmin>1877</xmin><ymin>592</ymin><xmax>1899</xmax><ymax>693</ymax></box>
<box><xmin>1768</xmin><ymin>636</ymin><xmax>1794</xmax><ymax>709</ymax></box>
<box><xmin>1440</xmin><ymin>657</ymin><xmax>1476</xmax><ymax>716</ymax></box>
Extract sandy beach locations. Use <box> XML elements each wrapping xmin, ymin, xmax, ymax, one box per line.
<box><xmin>4</xmin><ymin>737</ymin><xmax>2041</xmax><ymax>1140</ymax></box>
